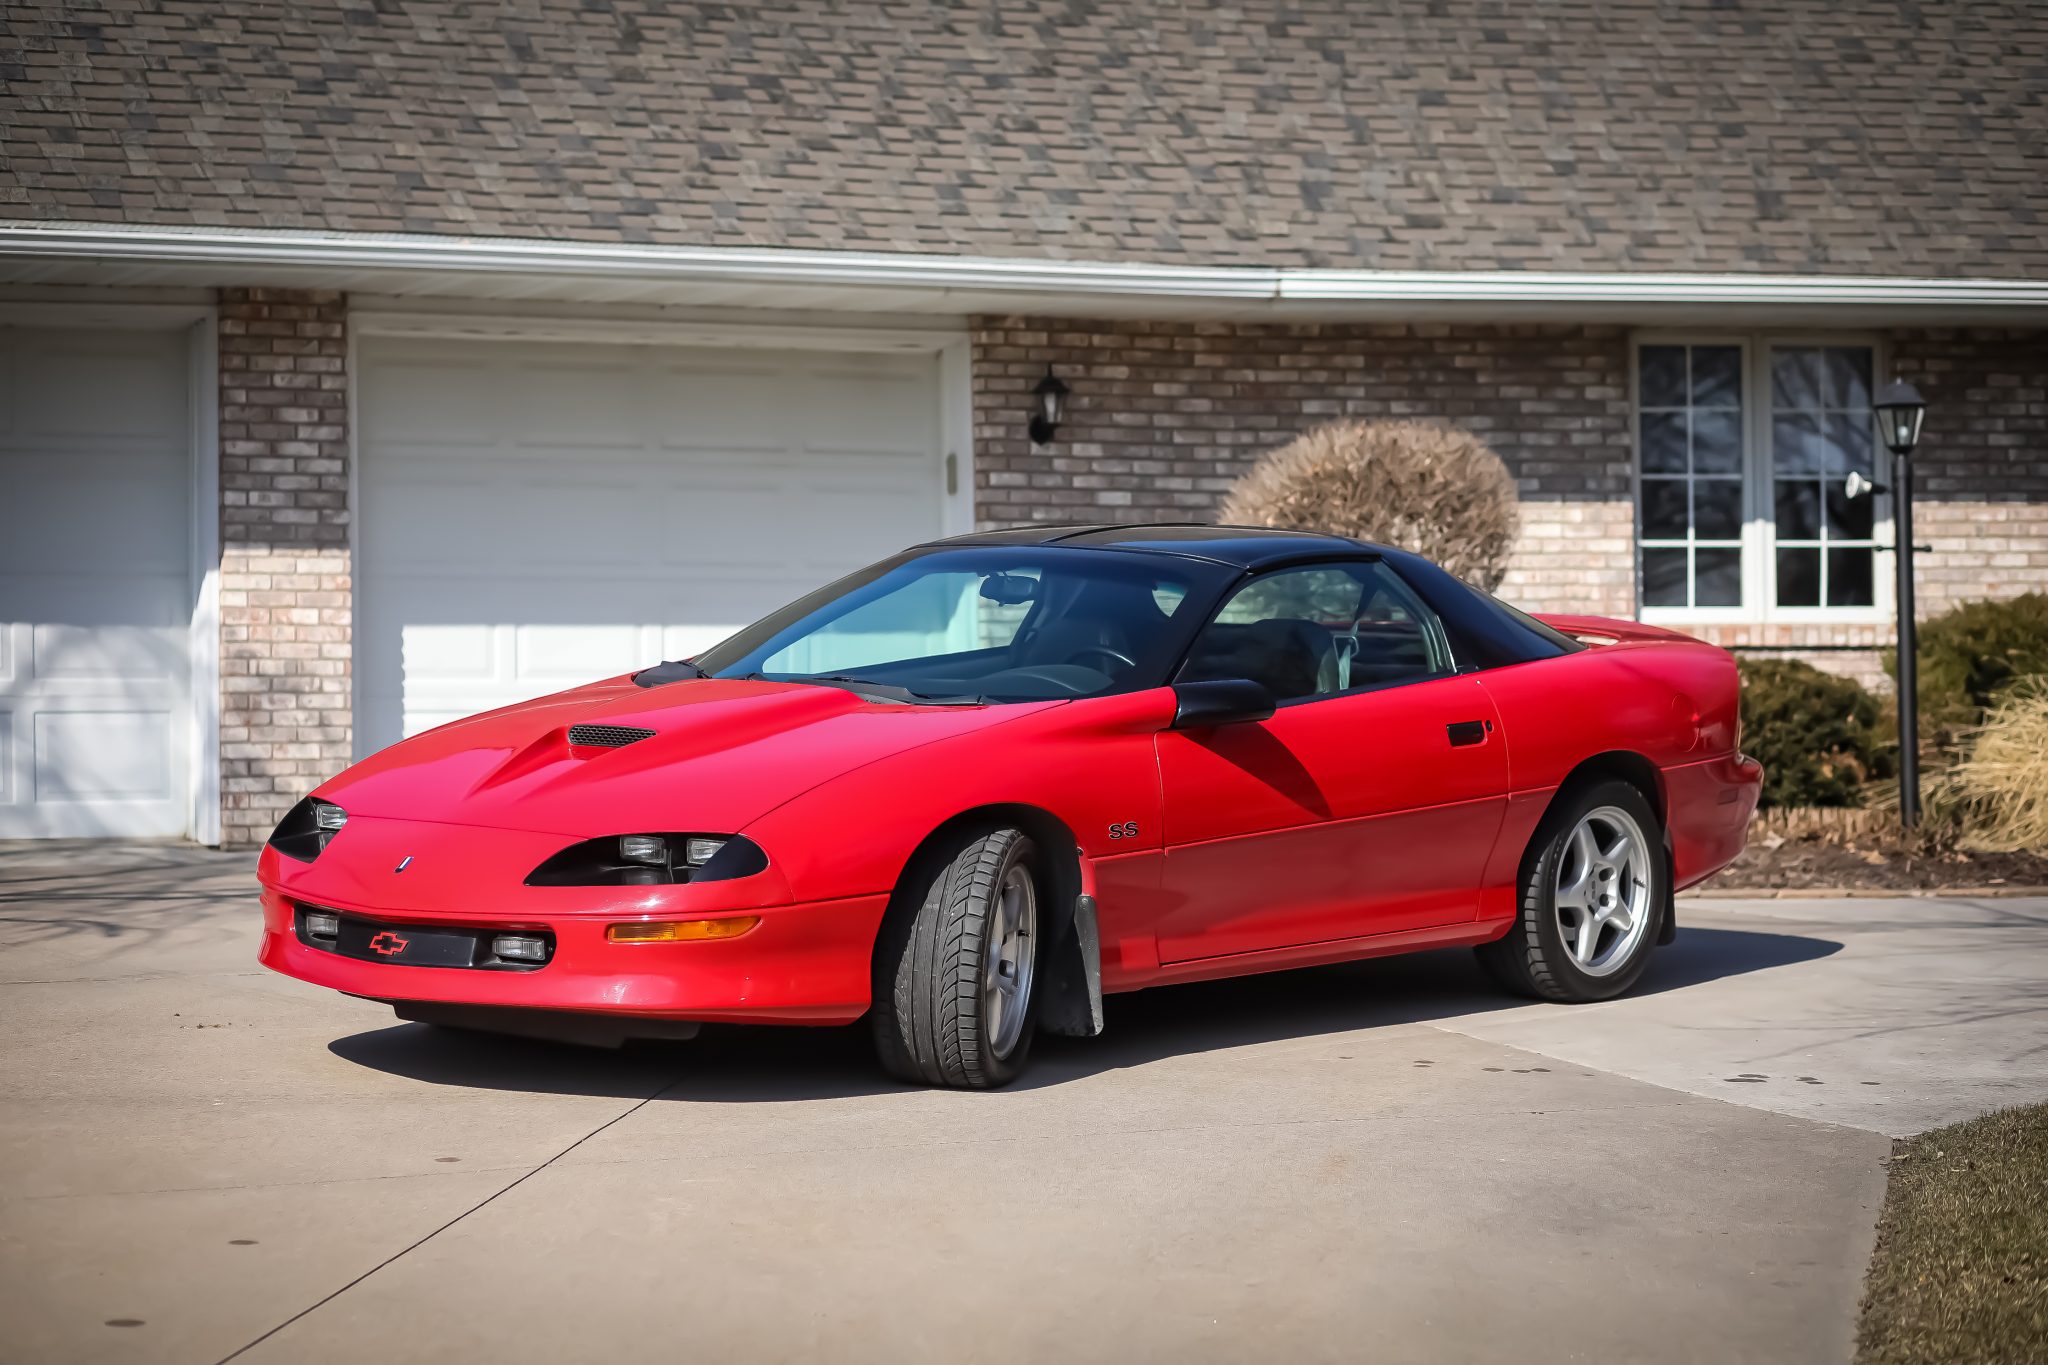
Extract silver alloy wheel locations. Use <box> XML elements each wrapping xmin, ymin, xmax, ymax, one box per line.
<box><xmin>1553</xmin><ymin>804</ymin><xmax>1654</xmax><ymax>978</ymax></box>
<box><xmin>983</xmin><ymin>862</ymin><xmax>1038</xmax><ymax>1059</ymax></box>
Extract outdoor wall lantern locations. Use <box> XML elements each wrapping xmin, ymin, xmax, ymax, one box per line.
<box><xmin>1028</xmin><ymin>366</ymin><xmax>1070</xmax><ymax>445</ymax></box>
<box><xmin>1872</xmin><ymin>377</ymin><xmax>1930</xmax><ymax>828</ymax></box>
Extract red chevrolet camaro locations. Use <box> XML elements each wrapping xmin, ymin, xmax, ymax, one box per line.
<box><xmin>258</xmin><ymin>524</ymin><xmax>1761</xmax><ymax>1087</ymax></box>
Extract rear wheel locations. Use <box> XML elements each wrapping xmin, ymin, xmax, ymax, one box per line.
<box><xmin>871</xmin><ymin>826</ymin><xmax>1042</xmax><ymax>1088</ymax></box>
<box><xmin>1477</xmin><ymin>779</ymin><xmax>1664</xmax><ymax>1002</ymax></box>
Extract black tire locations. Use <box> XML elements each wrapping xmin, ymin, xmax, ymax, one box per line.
<box><xmin>870</xmin><ymin>826</ymin><xmax>1043</xmax><ymax>1089</ymax></box>
<box><xmin>1476</xmin><ymin>778</ymin><xmax>1666</xmax><ymax>1003</ymax></box>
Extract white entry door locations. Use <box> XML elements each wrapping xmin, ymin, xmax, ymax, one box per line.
<box><xmin>356</xmin><ymin>334</ymin><xmax>951</xmax><ymax>755</ymax></box>
<box><xmin>0</xmin><ymin>326</ymin><xmax>194</xmax><ymax>838</ymax></box>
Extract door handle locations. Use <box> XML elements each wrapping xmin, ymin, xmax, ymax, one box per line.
<box><xmin>1446</xmin><ymin>719</ymin><xmax>1492</xmax><ymax>747</ymax></box>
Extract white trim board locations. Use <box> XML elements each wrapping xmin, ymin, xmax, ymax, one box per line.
<box><xmin>7</xmin><ymin>223</ymin><xmax>2048</xmax><ymax>324</ymax></box>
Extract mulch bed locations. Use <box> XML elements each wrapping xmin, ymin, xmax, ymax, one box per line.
<box><xmin>1697</xmin><ymin>807</ymin><xmax>2048</xmax><ymax>894</ymax></box>
<box><xmin>1710</xmin><ymin>841</ymin><xmax>2048</xmax><ymax>894</ymax></box>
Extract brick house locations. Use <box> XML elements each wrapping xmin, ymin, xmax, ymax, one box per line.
<box><xmin>1</xmin><ymin>2</ymin><xmax>2044</xmax><ymax>847</ymax></box>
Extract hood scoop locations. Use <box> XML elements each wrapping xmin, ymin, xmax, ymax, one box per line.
<box><xmin>567</xmin><ymin>723</ymin><xmax>658</xmax><ymax>749</ymax></box>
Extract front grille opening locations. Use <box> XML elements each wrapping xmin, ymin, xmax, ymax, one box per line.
<box><xmin>292</xmin><ymin>906</ymin><xmax>554</xmax><ymax>972</ymax></box>
<box><xmin>567</xmin><ymin>724</ymin><xmax>657</xmax><ymax>749</ymax></box>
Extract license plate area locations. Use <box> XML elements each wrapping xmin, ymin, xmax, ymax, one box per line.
<box><xmin>295</xmin><ymin>907</ymin><xmax>553</xmax><ymax>971</ymax></box>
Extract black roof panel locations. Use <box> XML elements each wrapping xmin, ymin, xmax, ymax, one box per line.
<box><xmin>923</xmin><ymin>523</ymin><xmax>1391</xmax><ymax>569</ymax></box>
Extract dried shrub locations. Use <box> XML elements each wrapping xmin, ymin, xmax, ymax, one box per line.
<box><xmin>1950</xmin><ymin>682</ymin><xmax>2048</xmax><ymax>853</ymax></box>
<box><xmin>1738</xmin><ymin>657</ymin><xmax>1892</xmax><ymax>809</ymax></box>
<box><xmin>1219</xmin><ymin>420</ymin><xmax>1519</xmax><ymax>590</ymax></box>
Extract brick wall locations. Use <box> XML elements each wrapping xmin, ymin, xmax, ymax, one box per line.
<box><xmin>217</xmin><ymin>288</ymin><xmax>352</xmax><ymax>848</ymax></box>
<box><xmin>1890</xmin><ymin>328</ymin><xmax>2048</xmax><ymax>615</ymax></box>
<box><xmin>971</xmin><ymin>318</ymin><xmax>1636</xmax><ymax>616</ymax></box>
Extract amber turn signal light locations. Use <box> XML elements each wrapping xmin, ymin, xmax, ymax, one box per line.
<box><xmin>606</xmin><ymin>917</ymin><xmax>760</xmax><ymax>944</ymax></box>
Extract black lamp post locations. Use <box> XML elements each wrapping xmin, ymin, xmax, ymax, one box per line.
<box><xmin>1874</xmin><ymin>377</ymin><xmax>1928</xmax><ymax>826</ymax></box>
<box><xmin>1028</xmin><ymin>366</ymin><xmax>1070</xmax><ymax>446</ymax></box>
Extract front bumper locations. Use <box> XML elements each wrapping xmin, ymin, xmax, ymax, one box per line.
<box><xmin>255</xmin><ymin>817</ymin><xmax>890</xmax><ymax>1026</ymax></box>
<box><xmin>258</xmin><ymin>887</ymin><xmax>888</xmax><ymax>1025</ymax></box>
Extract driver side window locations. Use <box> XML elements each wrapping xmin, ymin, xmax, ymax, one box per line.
<box><xmin>1179</xmin><ymin>561</ymin><xmax>1453</xmax><ymax>703</ymax></box>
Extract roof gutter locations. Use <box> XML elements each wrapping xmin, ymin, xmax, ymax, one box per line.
<box><xmin>5</xmin><ymin>221</ymin><xmax>2048</xmax><ymax>313</ymax></box>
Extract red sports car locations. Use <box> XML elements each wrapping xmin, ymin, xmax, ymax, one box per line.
<box><xmin>258</xmin><ymin>525</ymin><xmax>1760</xmax><ymax>1087</ymax></box>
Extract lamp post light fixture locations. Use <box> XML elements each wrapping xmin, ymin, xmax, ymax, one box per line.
<box><xmin>1873</xmin><ymin>376</ymin><xmax>1929</xmax><ymax>827</ymax></box>
<box><xmin>1028</xmin><ymin>366</ymin><xmax>1070</xmax><ymax>446</ymax></box>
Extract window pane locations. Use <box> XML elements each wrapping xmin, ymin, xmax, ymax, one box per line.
<box><xmin>1641</xmin><ymin>411</ymin><xmax>1687</xmax><ymax>473</ymax></box>
<box><xmin>1692</xmin><ymin>408</ymin><xmax>1742</xmax><ymax>473</ymax></box>
<box><xmin>1776</xmin><ymin>548</ymin><xmax>1822</xmax><ymax>607</ymax></box>
<box><xmin>1642</xmin><ymin>548</ymin><xmax>1689</xmax><ymax>607</ymax></box>
<box><xmin>1214</xmin><ymin>568</ymin><xmax>1361</xmax><ymax>624</ymax></box>
<box><xmin>1642</xmin><ymin>479</ymin><xmax>1688</xmax><ymax>539</ymax></box>
<box><xmin>1828</xmin><ymin>548</ymin><xmax>1875</xmax><ymax>607</ymax></box>
<box><xmin>1692</xmin><ymin>346</ymin><xmax>1742</xmax><ymax>408</ymax></box>
<box><xmin>1775</xmin><ymin>480</ymin><xmax>1821</xmax><ymax>540</ymax></box>
<box><xmin>1825</xmin><ymin>348</ymin><xmax>1872</xmax><ymax>410</ymax></box>
<box><xmin>1695</xmin><ymin>549</ymin><xmax>1743</xmax><ymax>606</ymax></box>
<box><xmin>1189</xmin><ymin>562</ymin><xmax>1448</xmax><ymax>701</ymax></box>
<box><xmin>1695</xmin><ymin>480</ymin><xmax>1743</xmax><ymax>538</ymax></box>
<box><xmin>1825</xmin><ymin>479</ymin><xmax>1875</xmax><ymax>538</ymax></box>
<box><xmin>1828</xmin><ymin>412</ymin><xmax>1874</xmax><ymax>475</ymax></box>
<box><xmin>1772</xmin><ymin>349</ymin><xmax>1822</xmax><ymax>410</ymax></box>
<box><xmin>1639</xmin><ymin>346</ymin><xmax>1687</xmax><ymax>408</ymax></box>
<box><xmin>1773</xmin><ymin>413</ymin><xmax>1824</xmax><ymax>475</ymax></box>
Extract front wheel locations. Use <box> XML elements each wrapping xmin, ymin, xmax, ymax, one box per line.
<box><xmin>1476</xmin><ymin>779</ymin><xmax>1664</xmax><ymax>1002</ymax></box>
<box><xmin>870</xmin><ymin>826</ymin><xmax>1042</xmax><ymax>1088</ymax></box>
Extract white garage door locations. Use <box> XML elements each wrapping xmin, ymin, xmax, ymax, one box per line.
<box><xmin>357</xmin><ymin>335</ymin><xmax>952</xmax><ymax>754</ymax></box>
<box><xmin>0</xmin><ymin>326</ymin><xmax>193</xmax><ymax>838</ymax></box>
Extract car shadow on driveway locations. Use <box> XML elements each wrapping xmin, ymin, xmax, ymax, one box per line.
<box><xmin>325</xmin><ymin>923</ymin><xmax>1841</xmax><ymax>1103</ymax></box>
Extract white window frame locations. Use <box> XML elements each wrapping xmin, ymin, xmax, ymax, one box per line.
<box><xmin>1632</xmin><ymin>330</ymin><xmax>1894</xmax><ymax>627</ymax></box>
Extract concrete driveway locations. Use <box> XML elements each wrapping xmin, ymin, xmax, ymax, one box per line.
<box><xmin>3</xmin><ymin>842</ymin><xmax>2045</xmax><ymax>1365</ymax></box>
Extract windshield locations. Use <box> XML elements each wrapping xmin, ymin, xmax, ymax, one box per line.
<box><xmin>689</xmin><ymin>547</ymin><xmax>1219</xmax><ymax>703</ymax></box>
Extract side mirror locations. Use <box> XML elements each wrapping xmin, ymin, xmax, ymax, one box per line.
<box><xmin>1171</xmin><ymin>678</ymin><xmax>1276</xmax><ymax>729</ymax></box>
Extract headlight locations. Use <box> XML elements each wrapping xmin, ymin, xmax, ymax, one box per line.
<box><xmin>267</xmin><ymin>797</ymin><xmax>348</xmax><ymax>863</ymax></box>
<box><xmin>525</xmin><ymin>833</ymin><xmax>767</xmax><ymax>887</ymax></box>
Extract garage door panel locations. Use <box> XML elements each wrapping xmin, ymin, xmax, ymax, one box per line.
<box><xmin>32</xmin><ymin>621</ymin><xmax>184</xmax><ymax>685</ymax></box>
<box><xmin>358</xmin><ymin>335</ymin><xmax>948</xmax><ymax>754</ymax></box>
<box><xmin>0</xmin><ymin>454</ymin><xmax>188</xmax><ymax>576</ymax></box>
<box><xmin>11</xmin><ymin>335</ymin><xmax>188</xmax><ymax>440</ymax></box>
<box><xmin>0</xmin><ymin>326</ymin><xmax>192</xmax><ymax>838</ymax></box>
<box><xmin>34</xmin><ymin>710</ymin><xmax>174</xmax><ymax>801</ymax></box>
<box><xmin>505</xmin><ymin>365</ymin><xmax>653</xmax><ymax>445</ymax></box>
<box><xmin>800</xmin><ymin>371</ymin><xmax>941</xmax><ymax>452</ymax></box>
<box><xmin>368</xmin><ymin>482</ymin><xmax>657</xmax><ymax>575</ymax></box>
<box><xmin>361</xmin><ymin>358</ymin><xmax>503</xmax><ymax>442</ymax></box>
<box><xmin>512</xmin><ymin>623</ymin><xmax>649</xmax><ymax>681</ymax></box>
<box><xmin>647</xmin><ymin>369</ymin><xmax>797</xmax><ymax>444</ymax></box>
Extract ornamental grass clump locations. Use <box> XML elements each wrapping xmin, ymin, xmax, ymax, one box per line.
<box><xmin>1950</xmin><ymin>682</ymin><xmax>2048</xmax><ymax>853</ymax></box>
<box><xmin>1218</xmin><ymin>420</ymin><xmax>1519</xmax><ymax>591</ymax></box>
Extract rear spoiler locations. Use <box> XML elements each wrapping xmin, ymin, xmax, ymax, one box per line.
<box><xmin>1534</xmin><ymin>614</ymin><xmax>1702</xmax><ymax>647</ymax></box>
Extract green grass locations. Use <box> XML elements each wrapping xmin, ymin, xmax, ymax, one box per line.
<box><xmin>1857</xmin><ymin>1103</ymin><xmax>2048</xmax><ymax>1364</ymax></box>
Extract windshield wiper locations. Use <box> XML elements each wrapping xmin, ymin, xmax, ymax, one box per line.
<box><xmin>743</xmin><ymin>673</ymin><xmax>986</xmax><ymax>706</ymax></box>
<box><xmin>632</xmin><ymin>658</ymin><xmax>708</xmax><ymax>688</ymax></box>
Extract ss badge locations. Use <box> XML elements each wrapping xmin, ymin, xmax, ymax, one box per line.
<box><xmin>1107</xmin><ymin>820</ymin><xmax>1139</xmax><ymax>840</ymax></box>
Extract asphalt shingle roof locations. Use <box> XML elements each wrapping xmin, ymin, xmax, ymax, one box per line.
<box><xmin>3</xmin><ymin>1</ymin><xmax>2045</xmax><ymax>275</ymax></box>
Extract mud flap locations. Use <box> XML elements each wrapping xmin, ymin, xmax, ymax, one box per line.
<box><xmin>1037</xmin><ymin>893</ymin><xmax>1105</xmax><ymax>1038</ymax></box>
<box><xmin>1658</xmin><ymin>852</ymin><xmax>1678</xmax><ymax>945</ymax></box>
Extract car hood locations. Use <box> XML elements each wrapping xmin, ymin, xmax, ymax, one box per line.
<box><xmin>318</xmin><ymin>677</ymin><xmax>1056</xmax><ymax>837</ymax></box>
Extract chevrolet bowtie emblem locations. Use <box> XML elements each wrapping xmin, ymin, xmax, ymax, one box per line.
<box><xmin>394</xmin><ymin>855</ymin><xmax>414</xmax><ymax>873</ymax></box>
